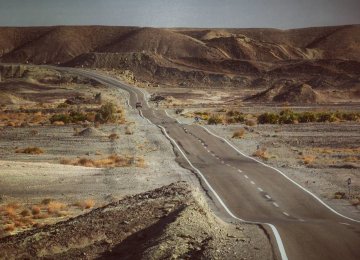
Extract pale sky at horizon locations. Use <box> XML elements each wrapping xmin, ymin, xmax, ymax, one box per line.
<box><xmin>0</xmin><ymin>0</ymin><xmax>359</xmax><ymax>29</ymax></box>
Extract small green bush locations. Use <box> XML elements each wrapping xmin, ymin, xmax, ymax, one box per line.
<box><xmin>95</xmin><ymin>102</ymin><xmax>117</xmax><ymax>123</ymax></box>
<box><xmin>279</xmin><ymin>110</ymin><xmax>297</xmax><ymax>124</ymax></box>
<box><xmin>57</xmin><ymin>103</ymin><xmax>69</xmax><ymax>109</ymax></box>
<box><xmin>69</xmin><ymin>111</ymin><xmax>87</xmax><ymax>123</ymax></box>
<box><xmin>208</xmin><ymin>114</ymin><xmax>223</xmax><ymax>125</ymax></box>
<box><xmin>50</xmin><ymin>114</ymin><xmax>71</xmax><ymax>124</ymax></box>
<box><xmin>257</xmin><ymin>113</ymin><xmax>279</xmax><ymax>124</ymax></box>
<box><xmin>317</xmin><ymin>112</ymin><xmax>336</xmax><ymax>122</ymax></box>
<box><xmin>298</xmin><ymin>112</ymin><xmax>317</xmax><ymax>123</ymax></box>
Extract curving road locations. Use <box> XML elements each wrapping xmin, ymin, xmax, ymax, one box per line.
<box><xmin>52</xmin><ymin>67</ymin><xmax>360</xmax><ymax>260</ymax></box>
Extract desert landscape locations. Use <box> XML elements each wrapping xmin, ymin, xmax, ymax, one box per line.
<box><xmin>0</xmin><ymin>23</ymin><xmax>359</xmax><ymax>260</ymax></box>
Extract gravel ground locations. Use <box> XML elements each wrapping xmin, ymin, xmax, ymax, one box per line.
<box><xmin>0</xmin><ymin>182</ymin><xmax>272</xmax><ymax>260</ymax></box>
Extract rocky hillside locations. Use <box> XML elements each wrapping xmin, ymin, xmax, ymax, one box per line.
<box><xmin>0</xmin><ymin>182</ymin><xmax>271</xmax><ymax>259</ymax></box>
<box><xmin>0</xmin><ymin>25</ymin><xmax>359</xmax><ymax>103</ymax></box>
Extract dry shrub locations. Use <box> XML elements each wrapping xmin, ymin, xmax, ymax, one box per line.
<box><xmin>60</xmin><ymin>158</ymin><xmax>73</xmax><ymax>165</ymax></box>
<box><xmin>18</xmin><ymin>217</ymin><xmax>34</xmax><ymax>226</ymax></box>
<box><xmin>31</xmin><ymin>206</ymin><xmax>41</xmax><ymax>215</ymax></box>
<box><xmin>2</xmin><ymin>203</ymin><xmax>19</xmax><ymax>217</ymax></box>
<box><xmin>4</xmin><ymin>223</ymin><xmax>15</xmax><ymax>232</ymax></box>
<box><xmin>33</xmin><ymin>223</ymin><xmax>45</xmax><ymax>228</ymax></box>
<box><xmin>41</xmin><ymin>198</ymin><xmax>52</xmax><ymax>205</ymax></box>
<box><xmin>75</xmin><ymin>199</ymin><xmax>96</xmax><ymax>210</ymax></box>
<box><xmin>108</xmin><ymin>133</ymin><xmax>119</xmax><ymax>140</ymax></box>
<box><xmin>14</xmin><ymin>220</ymin><xmax>26</xmax><ymax>228</ymax></box>
<box><xmin>33</xmin><ymin>213</ymin><xmax>49</xmax><ymax>219</ymax></box>
<box><xmin>253</xmin><ymin>148</ymin><xmax>269</xmax><ymax>160</ymax></box>
<box><xmin>20</xmin><ymin>209</ymin><xmax>31</xmax><ymax>217</ymax></box>
<box><xmin>245</xmin><ymin>119</ymin><xmax>257</xmax><ymax>126</ymax></box>
<box><xmin>29</xmin><ymin>130</ymin><xmax>39</xmax><ymax>136</ymax></box>
<box><xmin>16</xmin><ymin>147</ymin><xmax>44</xmax><ymax>155</ymax></box>
<box><xmin>47</xmin><ymin>201</ymin><xmax>67</xmax><ymax>214</ymax></box>
<box><xmin>136</xmin><ymin>157</ymin><xmax>146</xmax><ymax>168</ymax></box>
<box><xmin>351</xmin><ymin>198</ymin><xmax>360</xmax><ymax>207</ymax></box>
<box><xmin>232</xmin><ymin>129</ymin><xmax>245</xmax><ymax>139</ymax></box>
<box><xmin>334</xmin><ymin>192</ymin><xmax>346</xmax><ymax>199</ymax></box>
<box><xmin>125</xmin><ymin>126</ymin><xmax>133</xmax><ymax>135</ymax></box>
<box><xmin>302</xmin><ymin>155</ymin><xmax>316</xmax><ymax>165</ymax></box>
<box><xmin>61</xmin><ymin>154</ymin><xmax>139</xmax><ymax>168</ymax></box>
<box><xmin>52</xmin><ymin>121</ymin><xmax>65</xmax><ymax>126</ymax></box>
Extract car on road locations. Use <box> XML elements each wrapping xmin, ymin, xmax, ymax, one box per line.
<box><xmin>136</xmin><ymin>102</ymin><xmax>142</xmax><ymax>108</ymax></box>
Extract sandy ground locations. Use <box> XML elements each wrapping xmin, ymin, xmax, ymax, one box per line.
<box><xmin>169</xmin><ymin>109</ymin><xmax>360</xmax><ymax>220</ymax></box>
<box><xmin>0</xmin><ymin>85</ymin><xmax>196</xmax><ymax>208</ymax></box>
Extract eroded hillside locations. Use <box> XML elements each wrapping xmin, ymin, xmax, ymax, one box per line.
<box><xmin>0</xmin><ymin>25</ymin><xmax>359</xmax><ymax>103</ymax></box>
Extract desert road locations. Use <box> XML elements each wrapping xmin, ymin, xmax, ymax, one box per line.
<box><xmin>51</xmin><ymin>66</ymin><xmax>360</xmax><ymax>260</ymax></box>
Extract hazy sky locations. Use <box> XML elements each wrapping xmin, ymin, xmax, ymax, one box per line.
<box><xmin>0</xmin><ymin>0</ymin><xmax>359</xmax><ymax>29</ymax></box>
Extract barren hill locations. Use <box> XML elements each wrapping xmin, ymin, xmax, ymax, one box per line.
<box><xmin>0</xmin><ymin>25</ymin><xmax>359</xmax><ymax>103</ymax></box>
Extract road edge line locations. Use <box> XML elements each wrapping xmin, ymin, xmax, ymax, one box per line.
<box><xmin>200</xmin><ymin>125</ymin><xmax>360</xmax><ymax>223</ymax></box>
<box><xmin>157</xmin><ymin>124</ymin><xmax>288</xmax><ymax>260</ymax></box>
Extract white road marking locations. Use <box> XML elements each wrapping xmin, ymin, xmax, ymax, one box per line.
<box><xmin>244</xmin><ymin>175</ymin><xmax>249</xmax><ymax>179</ymax></box>
<box><xmin>226</xmin><ymin>163</ymin><xmax>231</xmax><ymax>167</ymax></box>
<box><xmin>283</xmin><ymin>212</ymin><xmax>290</xmax><ymax>217</ymax></box>
<box><xmin>72</xmin><ymin>71</ymin><xmax>289</xmax><ymax>260</ymax></box>
<box><xmin>298</xmin><ymin>218</ymin><xmax>305</xmax><ymax>222</ymax></box>
<box><xmin>221</xmin><ymin>161</ymin><xmax>225</xmax><ymax>164</ymax></box>
<box><xmin>157</xmin><ymin>124</ymin><xmax>288</xmax><ymax>260</ymax></box>
<box><xmin>265</xmin><ymin>195</ymin><xmax>272</xmax><ymax>200</ymax></box>
<box><xmin>250</xmin><ymin>181</ymin><xmax>256</xmax><ymax>185</ymax></box>
<box><xmin>339</xmin><ymin>222</ymin><xmax>350</xmax><ymax>226</ymax></box>
<box><xmin>237</xmin><ymin>169</ymin><xmax>242</xmax><ymax>173</ymax></box>
<box><xmin>273</xmin><ymin>202</ymin><xmax>279</xmax><ymax>208</ymax></box>
<box><xmin>200</xmin><ymin>125</ymin><xmax>360</xmax><ymax>224</ymax></box>
<box><xmin>257</xmin><ymin>187</ymin><xmax>264</xmax><ymax>192</ymax></box>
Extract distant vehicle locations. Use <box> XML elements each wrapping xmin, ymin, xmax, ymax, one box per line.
<box><xmin>136</xmin><ymin>102</ymin><xmax>142</xmax><ymax>108</ymax></box>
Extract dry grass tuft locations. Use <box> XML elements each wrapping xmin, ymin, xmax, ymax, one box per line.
<box><xmin>15</xmin><ymin>147</ymin><xmax>44</xmax><ymax>155</ymax></box>
<box><xmin>52</xmin><ymin>121</ymin><xmax>65</xmax><ymax>126</ymax></box>
<box><xmin>350</xmin><ymin>198</ymin><xmax>360</xmax><ymax>207</ymax></box>
<box><xmin>1</xmin><ymin>203</ymin><xmax>20</xmax><ymax>218</ymax></box>
<box><xmin>41</xmin><ymin>198</ymin><xmax>52</xmax><ymax>205</ymax></box>
<box><xmin>20</xmin><ymin>209</ymin><xmax>31</xmax><ymax>217</ymax></box>
<box><xmin>33</xmin><ymin>213</ymin><xmax>49</xmax><ymax>219</ymax></box>
<box><xmin>4</xmin><ymin>223</ymin><xmax>15</xmax><ymax>232</ymax></box>
<box><xmin>302</xmin><ymin>155</ymin><xmax>316</xmax><ymax>165</ymax></box>
<box><xmin>74</xmin><ymin>199</ymin><xmax>96</xmax><ymax>210</ymax></box>
<box><xmin>253</xmin><ymin>148</ymin><xmax>269</xmax><ymax>160</ymax></box>
<box><xmin>31</xmin><ymin>206</ymin><xmax>41</xmax><ymax>216</ymax></box>
<box><xmin>108</xmin><ymin>133</ymin><xmax>119</xmax><ymax>140</ymax></box>
<box><xmin>136</xmin><ymin>157</ymin><xmax>146</xmax><ymax>168</ymax></box>
<box><xmin>245</xmin><ymin>119</ymin><xmax>257</xmax><ymax>127</ymax></box>
<box><xmin>232</xmin><ymin>129</ymin><xmax>245</xmax><ymax>139</ymax></box>
<box><xmin>60</xmin><ymin>154</ymin><xmax>142</xmax><ymax>168</ymax></box>
<box><xmin>334</xmin><ymin>191</ymin><xmax>346</xmax><ymax>199</ymax></box>
<box><xmin>47</xmin><ymin>201</ymin><xmax>67</xmax><ymax>214</ymax></box>
<box><xmin>125</xmin><ymin>126</ymin><xmax>133</xmax><ymax>135</ymax></box>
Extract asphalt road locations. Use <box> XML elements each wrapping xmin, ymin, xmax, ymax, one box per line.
<box><xmin>55</xmin><ymin>67</ymin><xmax>360</xmax><ymax>260</ymax></box>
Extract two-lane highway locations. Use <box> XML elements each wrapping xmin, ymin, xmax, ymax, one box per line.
<box><xmin>52</xmin><ymin>66</ymin><xmax>360</xmax><ymax>260</ymax></box>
